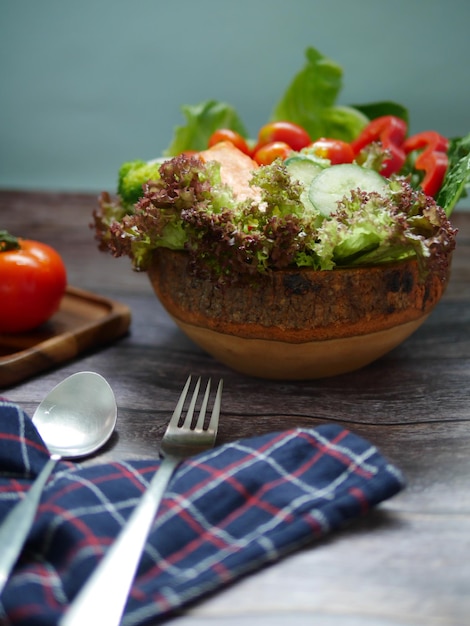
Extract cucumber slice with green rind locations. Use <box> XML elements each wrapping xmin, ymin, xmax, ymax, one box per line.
<box><xmin>309</xmin><ymin>163</ymin><xmax>390</xmax><ymax>217</ymax></box>
<box><xmin>285</xmin><ymin>155</ymin><xmax>324</xmax><ymax>214</ymax></box>
<box><xmin>285</xmin><ymin>155</ymin><xmax>324</xmax><ymax>183</ymax></box>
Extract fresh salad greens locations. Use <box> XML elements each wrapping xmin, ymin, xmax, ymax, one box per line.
<box><xmin>164</xmin><ymin>47</ymin><xmax>406</xmax><ymax>155</ymax></box>
<box><xmin>94</xmin><ymin>152</ymin><xmax>457</xmax><ymax>284</ymax></box>
<box><xmin>165</xmin><ymin>100</ymin><xmax>248</xmax><ymax>157</ymax></box>
<box><xmin>270</xmin><ymin>47</ymin><xmax>368</xmax><ymax>142</ymax></box>
<box><xmin>93</xmin><ymin>46</ymin><xmax>468</xmax><ymax>286</ymax></box>
<box><xmin>436</xmin><ymin>133</ymin><xmax>470</xmax><ymax>214</ymax></box>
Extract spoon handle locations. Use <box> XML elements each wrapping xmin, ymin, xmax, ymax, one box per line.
<box><xmin>0</xmin><ymin>454</ymin><xmax>60</xmax><ymax>596</ymax></box>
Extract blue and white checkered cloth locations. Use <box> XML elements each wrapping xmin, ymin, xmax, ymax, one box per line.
<box><xmin>0</xmin><ymin>400</ymin><xmax>404</xmax><ymax>625</ymax></box>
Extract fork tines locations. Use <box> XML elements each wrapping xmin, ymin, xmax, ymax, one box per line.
<box><xmin>170</xmin><ymin>376</ymin><xmax>222</xmax><ymax>434</ymax></box>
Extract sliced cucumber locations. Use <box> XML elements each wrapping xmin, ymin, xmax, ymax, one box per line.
<box><xmin>285</xmin><ymin>155</ymin><xmax>324</xmax><ymax>184</ymax></box>
<box><xmin>285</xmin><ymin>155</ymin><xmax>325</xmax><ymax>214</ymax></box>
<box><xmin>309</xmin><ymin>163</ymin><xmax>390</xmax><ymax>217</ymax></box>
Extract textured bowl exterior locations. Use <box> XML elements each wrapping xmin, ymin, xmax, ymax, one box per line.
<box><xmin>148</xmin><ymin>249</ymin><xmax>451</xmax><ymax>379</ymax></box>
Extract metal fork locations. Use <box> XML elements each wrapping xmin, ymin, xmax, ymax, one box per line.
<box><xmin>60</xmin><ymin>376</ymin><xmax>223</xmax><ymax>626</ymax></box>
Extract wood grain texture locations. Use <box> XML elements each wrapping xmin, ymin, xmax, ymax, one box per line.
<box><xmin>0</xmin><ymin>287</ymin><xmax>131</xmax><ymax>387</ymax></box>
<box><xmin>1</xmin><ymin>190</ymin><xmax>470</xmax><ymax>625</ymax></box>
<box><xmin>148</xmin><ymin>249</ymin><xmax>450</xmax><ymax>338</ymax></box>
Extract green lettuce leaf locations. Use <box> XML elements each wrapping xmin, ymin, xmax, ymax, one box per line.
<box><xmin>436</xmin><ymin>132</ymin><xmax>470</xmax><ymax>216</ymax></box>
<box><xmin>352</xmin><ymin>100</ymin><xmax>409</xmax><ymax>124</ymax></box>
<box><xmin>270</xmin><ymin>46</ymin><xmax>369</xmax><ymax>142</ymax></box>
<box><xmin>162</xmin><ymin>48</ymin><xmax>409</xmax><ymax>156</ymax></box>
<box><xmin>164</xmin><ymin>100</ymin><xmax>248</xmax><ymax>156</ymax></box>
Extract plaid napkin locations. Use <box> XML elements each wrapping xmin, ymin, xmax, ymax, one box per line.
<box><xmin>0</xmin><ymin>400</ymin><xmax>404</xmax><ymax>626</ymax></box>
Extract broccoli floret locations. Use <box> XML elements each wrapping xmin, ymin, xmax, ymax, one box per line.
<box><xmin>117</xmin><ymin>160</ymin><xmax>162</xmax><ymax>207</ymax></box>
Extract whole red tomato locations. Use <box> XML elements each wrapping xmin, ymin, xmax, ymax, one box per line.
<box><xmin>0</xmin><ymin>232</ymin><xmax>67</xmax><ymax>333</ymax></box>
<box><xmin>255</xmin><ymin>121</ymin><xmax>311</xmax><ymax>152</ymax></box>
<box><xmin>208</xmin><ymin>129</ymin><xmax>251</xmax><ymax>155</ymax></box>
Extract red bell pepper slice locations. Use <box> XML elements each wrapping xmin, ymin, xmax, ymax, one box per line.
<box><xmin>403</xmin><ymin>131</ymin><xmax>449</xmax><ymax>197</ymax></box>
<box><xmin>351</xmin><ymin>115</ymin><xmax>408</xmax><ymax>178</ymax></box>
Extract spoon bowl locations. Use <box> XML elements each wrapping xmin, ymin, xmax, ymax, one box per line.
<box><xmin>33</xmin><ymin>371</ymin><xmax>117</xmax><ymax>458</ymax></box>
<box><xmin>0</xmin><ymin>371</ymin><xmax>117</xmax><ymax>596</ymax></box>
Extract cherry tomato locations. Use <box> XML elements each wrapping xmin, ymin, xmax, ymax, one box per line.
<box><xmin>253</xmin><ymin>141</ymin><xmax>292</xmax><ymax>165</ymax></box>
<box><xmin>208</xmin><ymin>129</ymin><xmax>251</xmax><ymax>155</ymax></box>
<box><xmin>256</xmin><ymin>121</ymin><xmax>311</xmax><ymax>152</ymax></box>
<box><xmin>0</xmin><ymin>232</ymin><xmax>67</xmax><ymax>333</ymax></box>
<box><xmin>309</xmin><ymin>138</ymin><xmax>355</xmax><ymax>164</ymax></box>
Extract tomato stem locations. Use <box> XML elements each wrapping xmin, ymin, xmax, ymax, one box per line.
<box><xmin>0</xmin><ymin>230</ymin><xmax>21</xmax><ymax>252</ymax></box>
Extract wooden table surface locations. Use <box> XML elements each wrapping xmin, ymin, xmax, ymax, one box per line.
<box><xmin>1</xmin><ymin>190</ymin><xmax>469</xmax><ymax>625</ymax></box>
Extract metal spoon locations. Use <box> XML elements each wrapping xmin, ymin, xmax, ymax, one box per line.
<box><xmin>0</xmin><ymin>371</ymin><xmax>117</xmax><ymax>596</ymax></box>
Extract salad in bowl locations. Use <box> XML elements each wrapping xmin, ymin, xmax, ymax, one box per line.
<box><xmin>93</xmin><ymin>47</ymin><xmax>469</xmax><ymax>379</ymax></box>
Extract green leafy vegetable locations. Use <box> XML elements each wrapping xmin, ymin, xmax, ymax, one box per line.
<box><xmin>93</xmin><ymin>44</ymin><xmax>463</xmax><ymax>287</ymax></box>
<box><xmin>270</xmin><ymin>47</ymin><xmax>368</xmax><ymax>141</ymax></box>
<box><xmin>316</xmin><ymin>181</ymin><xmax>456</xmax><ymax>275</ymax></box>
<box><xmin>95</xmin><ymin>155</ymin><xmax>236</xmax><ymax>270</ymax></box>
<box><xmin>164</xmin><ymin>100</ymin><xmax>248</xmax><ymax>156</ymax></box>
<box><xmin>162</xmin><ymin>47</ymin><xmax>410</xmax><ymax>155</ymax></box>
<box><xmin>352</xmin><ymin>101</ymin><xmax>409</xmax><ymax>125</ymax></box>
<box><xmin>93</xmin><ymin>154</ymin><xmax>456</xmax><ymax>284</ymax></box>
<box><xmin>436</xmin><ymin>132</ymin><xmax>470</xmax><ymax>216</ymax></box>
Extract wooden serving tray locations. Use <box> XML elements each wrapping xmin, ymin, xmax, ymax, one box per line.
<box><xmin>0</xmin><ymin>286</ymin><xmax>131</xmax><ymax>388</ymax></box>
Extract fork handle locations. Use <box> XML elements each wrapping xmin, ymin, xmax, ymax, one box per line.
<box><xmin>60</xmin><ymin>456</ymin><xmax>179</xmax><ymax>626</ymax></box>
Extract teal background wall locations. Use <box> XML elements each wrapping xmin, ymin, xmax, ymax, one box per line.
<box><xmin>1</xmin><ymin>0</ymin><xmax>469</xmax><ymax>194</ymax></box>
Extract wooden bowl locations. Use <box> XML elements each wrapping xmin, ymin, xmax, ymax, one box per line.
<box><xmin>147</xmin><ymin>249</ymin><xmax>451</xmax><ymax>379</ymax></box>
